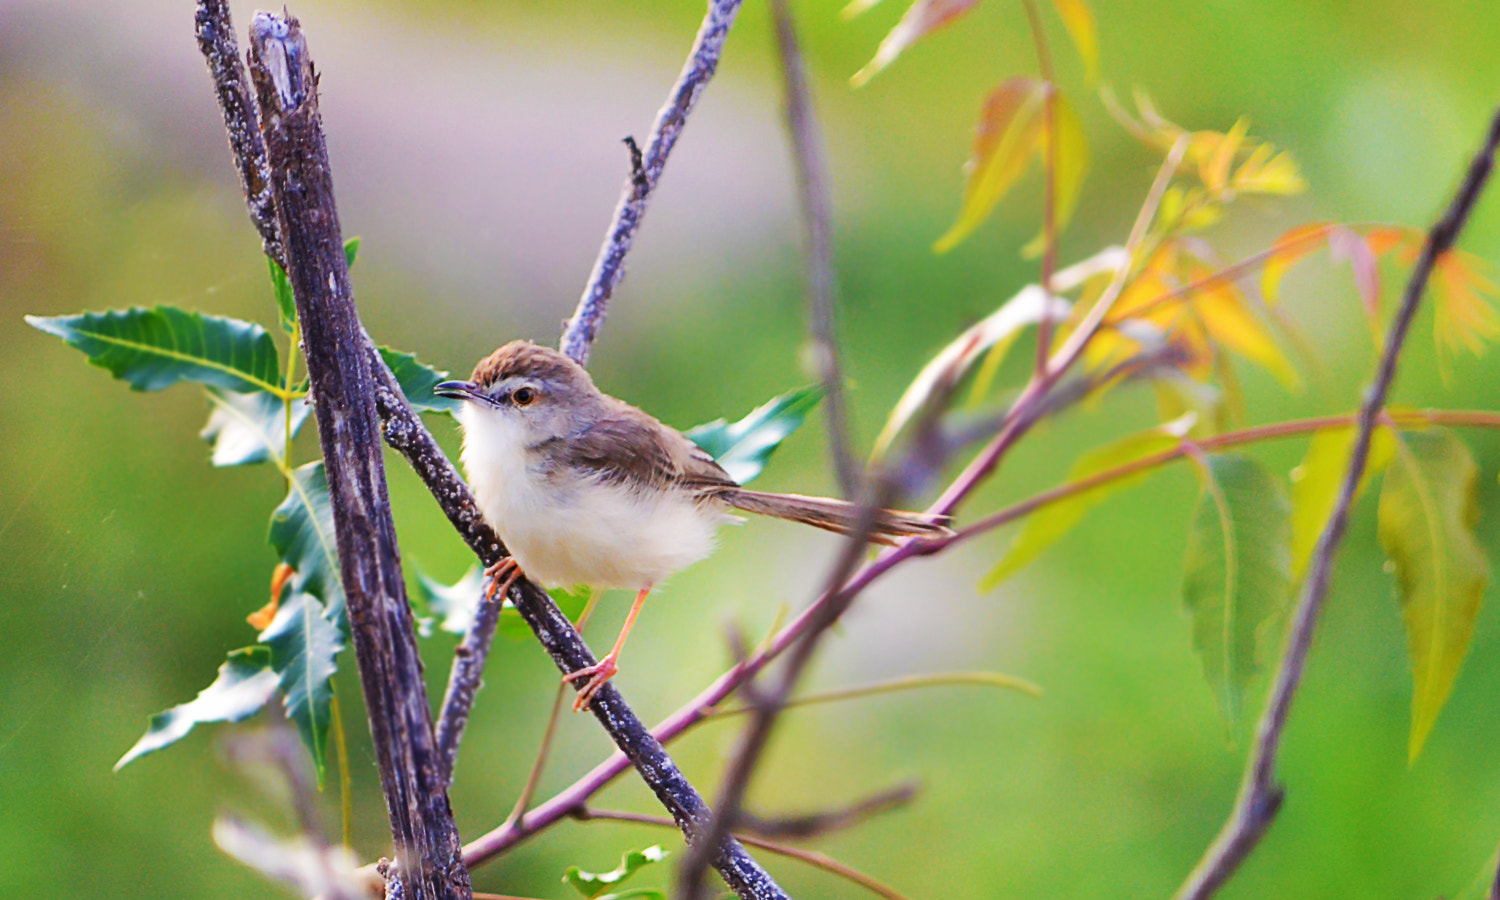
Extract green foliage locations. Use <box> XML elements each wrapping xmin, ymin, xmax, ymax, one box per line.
<box><xmin>1288</xmin><ymin>425</ymin><xmax>1395</xmax><ymax>580</ymax></box>
<box><xmin>114</xmin><ymin>647</ymin><xmax>279</xmax><ymax>771</ymax></box>
<box><xmin>564</xmin><ymin>845</ymin><xmax>668</xmax><ymax>900</ymax></box>
<box><xmin>1378</xmin><ymin>428</ymin><xmax>1490</xmax><ymax>761</ymax></box>
<box><xmin>412</xmin><ymin>565</ymin><xmax>589</xmax><ymax>640</ymax></box>
<box><xmin>1181</xmin><ymin>454</ymin><xmax>1292</xmax><ymax>725</ymax></box>
<box><xmin>269</xmin><ymin>258</ymin><xmax>296</xmax><ymax>334</ymax></box>
<box><xmin>379</xmin><ymin>346</ymin><xmax>462</xmax><ymax>414</ymax></box>
<box><xmin>981</xmin><ymin>418</ymin><xmax>1188</xmax><ymax>589</ymax></box>
<box><xmin>258</xmin><ymin>591</ymin><xmax>346</xmax><ymax>788</ymax></box>
<box><xmin>269</xmin><ymin>462</ymin><xmax>347</xmax><ymax>627</ymax></box>
<box><xmin>684</xmin><ymin>386</ymin><xmax>822</xmax><ymax>485</ymax></box>
<box><xmin>201</xmin><ymin>386</ymin><xmax>310</xmax><ymax>467</ymax></box>
<box><xmin>26</xmin><ymin>307</ymin><xmax>285</xmax><ymax>395</ymax></box>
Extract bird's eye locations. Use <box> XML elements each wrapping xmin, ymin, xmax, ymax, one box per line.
<box><xmin>512</xmin><ymin>386</ymin><xmax>537</xmax><ymax>407</ymax></box>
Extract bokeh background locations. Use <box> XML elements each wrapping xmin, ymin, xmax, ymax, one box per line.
<box><xmin>5</xmin><ymin>0</ymin><xmax>1500</xmax><ymax>897</ymax></box>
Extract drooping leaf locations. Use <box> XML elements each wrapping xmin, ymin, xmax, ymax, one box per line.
<box><xmin>684</xmin><ymin>386</ymin><xmax>823</xmax><ymax>486</ymax></box>
<box><xmin>1378</xmin><ymin>429</ymin><xmax>1489</xmax><ymax>761</ymax></box>
<box><xmin>981</xmin><ymin>417</ymin><xmax>1192</xmax><ymax>589</ymax></box>
<box><xmin>1182</xmin><ymin>454</ymin><xmax>1292</xmax><ymax>725</ymax></box>
<box><xmin>269</xmin><ymin>462</ymin><xmax>346</xmax><ymax>627</ymax></box>
<box><xmin>1288</xmin><ymin>425</ymin><xmax>1396</xmax><ymax>580</ymax></box>
<box><xmin>378</xmin><ymin>346</ymin><xmax>462</xmax><ymax>414</ymax></box>
<box><xmin>26</xmin><ymin>306</ymin><xmax>283</xmax><ymax>394</ymax></box>
<box><xmin>115</xmin><ymin>647</ymin><xmax>279</xmax><ymax>771</ymax></box>
<box><xmin>269</xmin><ymin>258</ymin><xmax>296</xmax><ymax>334</ymax></box>
<box><xmin>1432</xmin><ymin>248</ymin><xmax>1500</xmax><ymax>360</ymax></box>
<box><xmin>213</xmin><ymin>816</ymin><xmax>367</xmax><ymax>898</ymax></box>
<box><xmin>934</xmin><ymin>77</ymin><xmax>1048</xmax><ymax>254</ymax></box>
<box><xmin>259</xmin><ymin>591</ymin><xmax>345</xmax><ymax>787</ymax></box>
<box><xmin>1048</xmin><ymin>0</ymin><xmax>1097</xmax><ymax>84</ymax></box>
<box><xmin>1328</xmin><ymin>225</ymin><xmax>1381</xmax><ymax>320</ymax></box>
<box><xmin>1187</xmin><ymin>263</ymin><xmax>1300</xmax><ymax>389</ymax></box>
<box><xmin>850</xmin><ymin>0</ymin><xmax>982</xmax><ymax>88</ymax></box>
<box><xmin>201</xmin><ymin>386</ymin><xmax>310</xmax><ymax>467</ymax></box>
<box><xmin>564</xmin><ymin>845</ymin><xmax>669</xmax><ymax>899</ymax></box>
<box><xmin>1021</xmin><ymin>89</ymin><xmax>1091</xmax><ymax>259</ymax></box>
<box><xmin>874</xmin><ymin>285</ymin><xmax>1070</xmax><ymax>458</ymax></box>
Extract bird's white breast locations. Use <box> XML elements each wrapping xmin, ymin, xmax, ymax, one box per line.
<box><xmin>459</xmin><ymin>404</ymin><xmax>727</xmax><ymax>590</ymax></box>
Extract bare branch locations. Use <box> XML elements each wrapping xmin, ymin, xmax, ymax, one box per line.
<box><xmin>769</xmin><ymin>0</ymin><xmax>859</xmax><ymax>498</ymax></box>
<box><xmin>559</xmin><ymin>0</ymin><xmax>745</xmax><ymax>365</ymax></box>
<box><xmin>735</xmin><ymin>781</ymin><xmax>919</xmax><ymax>840</ymax></box>
<box><xmin>433</xmin><ymin>589</ymin><xmax>504</xmax><ymax>789</ymax></box>
<box><xmin>245</xmin><ymin>13</ymin><xmax>468</xmax><ymax>897</ymax></box>
<box><xmin>1172</xmin><ymin>102</ymin><xmax>1500</xmax><ymax>900</ymax></box>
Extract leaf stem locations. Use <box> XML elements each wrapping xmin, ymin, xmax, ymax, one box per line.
<box><xmin>330</xmin><ymin>688</ymin><xmax>353</xmax><ymax>849</ymax></box>
<box><xmin>1020</xmin><ymin>0</ymin><xmax>1059</xmax><ymax>376</ymax></box>
<box><xmin>704</xmin><ymin>671</ymin><xmax>1041</xmax><ymax>718</ymax></box>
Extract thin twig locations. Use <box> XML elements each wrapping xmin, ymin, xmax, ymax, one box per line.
<box><xmin>769</xmin><ymin>0</ymin><xmax>859</xmax><ymax>499</ymax></box>
<box><xmin>576</xmin><ymin>808</ymin><xmax>917</xmax><ymax>900</ymax></box>
<box><xmin>735</xmin><ymin>781</ymin><xmax>919</xmax><ymax>840</ymax></box>
<box><xmin>433</xmin><ymin>589</ymin><xmax>504</xmax><ymax>789</ymax></box>
<box><xmin>1172</xmin><ymin>102</ymin><xmax>1500</xmax><ymax>900</ymax></box>
<box><xmin>1019</xmin><ymin>0</ymin><xmax>1059</xmax><ymax>376</ymax></box>
<box><xmin>503</xmin><ymin>685</ymin><xmax>570</xmax><ymax>829</ymax></box>
<box><xmin>706</xmin><ymin>671</ymin><xmax>1042</xmax><ymax>717</ymax></box>
<box><xmin>559</xmin><ymin>0</ymin><xmax>746</xmax><ymax>365</ymax></box>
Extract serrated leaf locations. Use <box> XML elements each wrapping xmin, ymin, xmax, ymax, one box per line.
<box><xmin>378</xmin><ymin>346</ymin><xmax>462</xmax><ymax>414</ymax></box>
<box><xmin>1378</xmin><ymin>429</ymin><xmax>1489</xmax><ymax>762</ymax></box>
<box><xmin>201</xmin><ymin>386</ymin><xmax>310</xmax><ymax>467</ymax></box>
<box><xmin>269</xmin><ymin>462</ymin><xmax>346</xmax><ymax>628</ymax></box>
<box><xmin>850</xmin><ymin>0</ymin><xmax>982</xmax><ymax>88</ymax></box>
<box><xmin>981</xmin><ymin>417</ymin><xmax>1191</xmax><ymax>589</ymax></box>
<box><xmin>414</xmin><ymin>566</ymin><xmax>489</xmax><ymax>635</ymax></box>
<box><xmin>115</xmin><ymin>647</ymin><xmax>279</xmax><ymax>771</ymax></box>
<box><xmin>1288</xmin><ymin>425</ymin><xmax>1396</xmax><ymax>580</ymax></box>
<box><xmin>1048</xmin><ymin>0</ymin><xmax>1097</xmax><ymax>84</ymax></box>
<box><xmin>684</xmin><ymin>386</ymin><xmax>822</xmax><ymax>485</ymax></box>
<box><xmin>269</xmin><ymin>258</ymin><xmax>297</xmax><ymax>333</ymax></box>
<box><xmin>934</xmin><ymin>77</ymin><xmax>1048</xmax><ymax>254</ymax></box>
<box><xmin>1182</xmin><ymin>454</ymin><xmax>1292</xmax><ymax>725</ymax></box>
<box><xmin>259</xmin><ymin>591</ymin><xmax>345</xmax><ymax>787</ymax></box>
<box><xmin>26</xmin><ymin>306</ymin><xmax>283</xmax><ymax>394</ymax></box>
<box><xmin>564</xmin><ymin>845</ymin><xmax>668</xmax><ymax>899</ymax></box>
<box><xmin>1021</xmin><ymin>89</ymin><xmax>1090</xmax><ymax>259</ymax></box>
<box><xmin>874</xmin><ymin>285</ymin><xmax>1070</xmax><ymax>458</ymax></box>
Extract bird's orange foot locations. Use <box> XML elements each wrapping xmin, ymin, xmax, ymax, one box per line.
<box><xmin>562</xmin><ymin>653</ymin><xmax>619</xmax><ymax>712</ymax></box>
<box><xmin>483</xmin><ymin>557</ymin><xmax>522</xmax><ymax>603</ymax></box>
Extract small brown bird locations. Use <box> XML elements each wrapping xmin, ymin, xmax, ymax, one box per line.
<box><xmin>436</xmin><ymin>341</ymin><xmax>950</xmax><ymax>710</ymax></box>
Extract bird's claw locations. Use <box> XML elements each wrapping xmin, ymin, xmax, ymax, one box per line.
<box><xmin>563</xmin><ymin>653</ymin><xmax>619</xmax><ymax>712</ymax></box>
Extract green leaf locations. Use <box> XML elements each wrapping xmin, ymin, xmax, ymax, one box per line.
<box><xmin>934</xmin><ymin>77</ymin><xmax>1048</xmax><ymax>254</ymax></box>
<box><xmin>873</xmin><ymin>285</ymin><xmax>1069</xmax><ymax>458</ymax></box>
<box><xmin>344</xmin><ymin>236</ymin><xmax>361</xmax><ymax>269</ymax></box>
<box><xmin>1021</xmin><ymin>89</ymin><xmax>1090</xmax><ymax>259</ymax></box>
<box><xmin>1288</xmin><ymin>425</ymin><xmax>1395</xmax><ymax>580</ymax></box>
<box><xmin>980</xmin><ymin>417</ymin><xmax>1191</xmax><ymax>590</ymax></box>
<box><xmin>1378</xmin><ymin>429</ymin><xmax>1489</xmax><ymax>762</ymax></box>
<box><xmin>378</xmin><ymin>346</ymin><xmax>462</xmax><ymax>414</ymax></box>
<box><xmin>201</xmin><ymin>387</ymin><xmax>310</xmax><ymax>467</ymax></box>
<box><xmin>564</xmin><ymin>845</ymin><xmax>668</xmax><ymax>899</ymax></box>
<box><xmin>26</xmin><ymin>307</ymin><xmax>283</xmax><ymax>394</ymax></box>
<box><xmin>114</xmin><ymin>647</ymin><xmax>279</xmax><ymax>771</ymax></box>
<box><xmin>269</xmin><ymin>258</ymin><xmax>296</xmax><ymax>333</ymax></box>
<box><xmin>259</xmin><ymin>591</ymin><xmax>345</xmax><ymax>787</ymax></box>
<box><xmin>497</xmin><ymin>585</ymin><xmax>590</xmax><ymax>640</ymax></box>
<box><xmin>684</xmin><ymin>387</ymin><xmax>822</xmax><ymax>485</ymax></box>
<box><xmin>269</xmin><ymin>462</ymin><xmax>346</xmax><ymax>628</ymax></box>
<box><xmin>1182</xmin><ymin>454</ymin><xmax>1292</xmax><ymax>725</ymax></box>
<box><xmin>413</xmin><ymin>566</ymin><xmax>488</xmax><ymax>635</ymax></box>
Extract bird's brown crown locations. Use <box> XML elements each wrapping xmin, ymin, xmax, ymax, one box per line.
<box><xmin>470</xmin><ymin>340</ymin><xmax>594</xmax><ymax>390</ymax></box>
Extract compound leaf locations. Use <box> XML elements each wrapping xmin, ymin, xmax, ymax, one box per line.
<box><xmin>259</xmin><ymin>591</ymin><xmax>345</xmax><ymax>787</ymax></box>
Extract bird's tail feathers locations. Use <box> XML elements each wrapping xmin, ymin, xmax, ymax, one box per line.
<box><xmin>719</xmin><ymin>489</ymin><xmax>952</xmax><ymax>545</ymax></box>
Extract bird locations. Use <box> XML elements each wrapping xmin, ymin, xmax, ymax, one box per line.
<box><xmin>435</xmin><ymin>340</ymin><xmax>951</xmax><ymax>711</ymax></box>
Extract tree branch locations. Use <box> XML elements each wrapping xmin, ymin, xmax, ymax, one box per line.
<box><xmin>1172</xmin><ymin>101</ymin><xmax>1500</xmax><ymax>900</ymax></box>
<box><xmin>769</xmin><ymin>0</ymin><xmax>858</xmax><ymax>498</ymax></box>
<box><xmin>245</xmin><ymin>13</ymin><xmax>468</xmax><ymax>898</ymax></box>
<box><xmin>559</xmin><ymin>0</ymin><xmax>745</xmax><ymax>365</ymax></box>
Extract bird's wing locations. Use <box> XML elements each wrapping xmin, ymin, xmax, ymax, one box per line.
<box><xmin>559</xmin><ymin>403</ymin><xmax>737</xmax><ymax>496</ymax></box>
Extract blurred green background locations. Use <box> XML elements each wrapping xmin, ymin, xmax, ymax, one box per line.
<box><xmin>5</xmin><ymin>0</ymin><xmax>1500</xmax><ymax>897</ymax></box>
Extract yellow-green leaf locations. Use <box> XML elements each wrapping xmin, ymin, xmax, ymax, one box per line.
<box><xmin>1288</xmin><ymin>425</ymin><xmax>1395</xmax><ymax>580</ymax></box>
<box><xmin>934</xmin><ymin>77</ymin><xmax>1048</xmax><ymax>254</ymax></box>
<box><xmin>980</xmin><ymin>417</ymin><xmax>1192</xmax><ymax>589</ymax></box>
<box><xmin>1182</xmin><ymin>454</ymin><xmax>1292</xmax><ymax>725</ymax></box>
<box><xmin>1021</xmin><ymin>89</ymin><xmax>1090</xmax><ymax>259</ymax></box>
<box><xmin>1048</xmin><ymin>0</ymin><xmax>1097</xmax><ymax>84</ymax></box>
<box><xmin>1378</xmin><ymin>429</ymin><xmax>1489</xmax><ymax>762</ymax></box>
<box><xmin>850</xmin><ymin>0</ymin><xmax>983</xmax><ymax>88</ymax></box>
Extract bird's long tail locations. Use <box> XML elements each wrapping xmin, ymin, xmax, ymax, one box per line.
<box><xmin>718</xmin><ymin>489</ymin><xmax>952</xmax><ymax>546</ymax></box>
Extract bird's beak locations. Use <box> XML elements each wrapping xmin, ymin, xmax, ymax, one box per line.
<box><xmin>434</xmin><ymin>380</ymin><xmax>487</xmax><ymax>404</ymax></box>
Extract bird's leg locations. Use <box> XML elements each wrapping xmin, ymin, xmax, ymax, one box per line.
<box><xmin>484</xmin><ymin>556</ymin><xmax>522</xmax><ymax>603</ymax></box>
<box><xmin>564</xmin><ymin>583</ymin><xmax>651</xmax><ymax>712</ymax></box>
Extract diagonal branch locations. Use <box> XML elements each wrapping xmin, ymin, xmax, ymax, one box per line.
<box><xmin>245</xmin><ymin>13</ymin><xmax>468</xmax><ymax>898</ymax></box>
<box><xmin>1172</xmin><ymin>101</ymin><xmax>1500</xmax><ymax>900</ymax></box>
<box><xmin>559</xmin><ymin>0</ymin><xmax>746</xmax><ymax>365</ymax></box>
